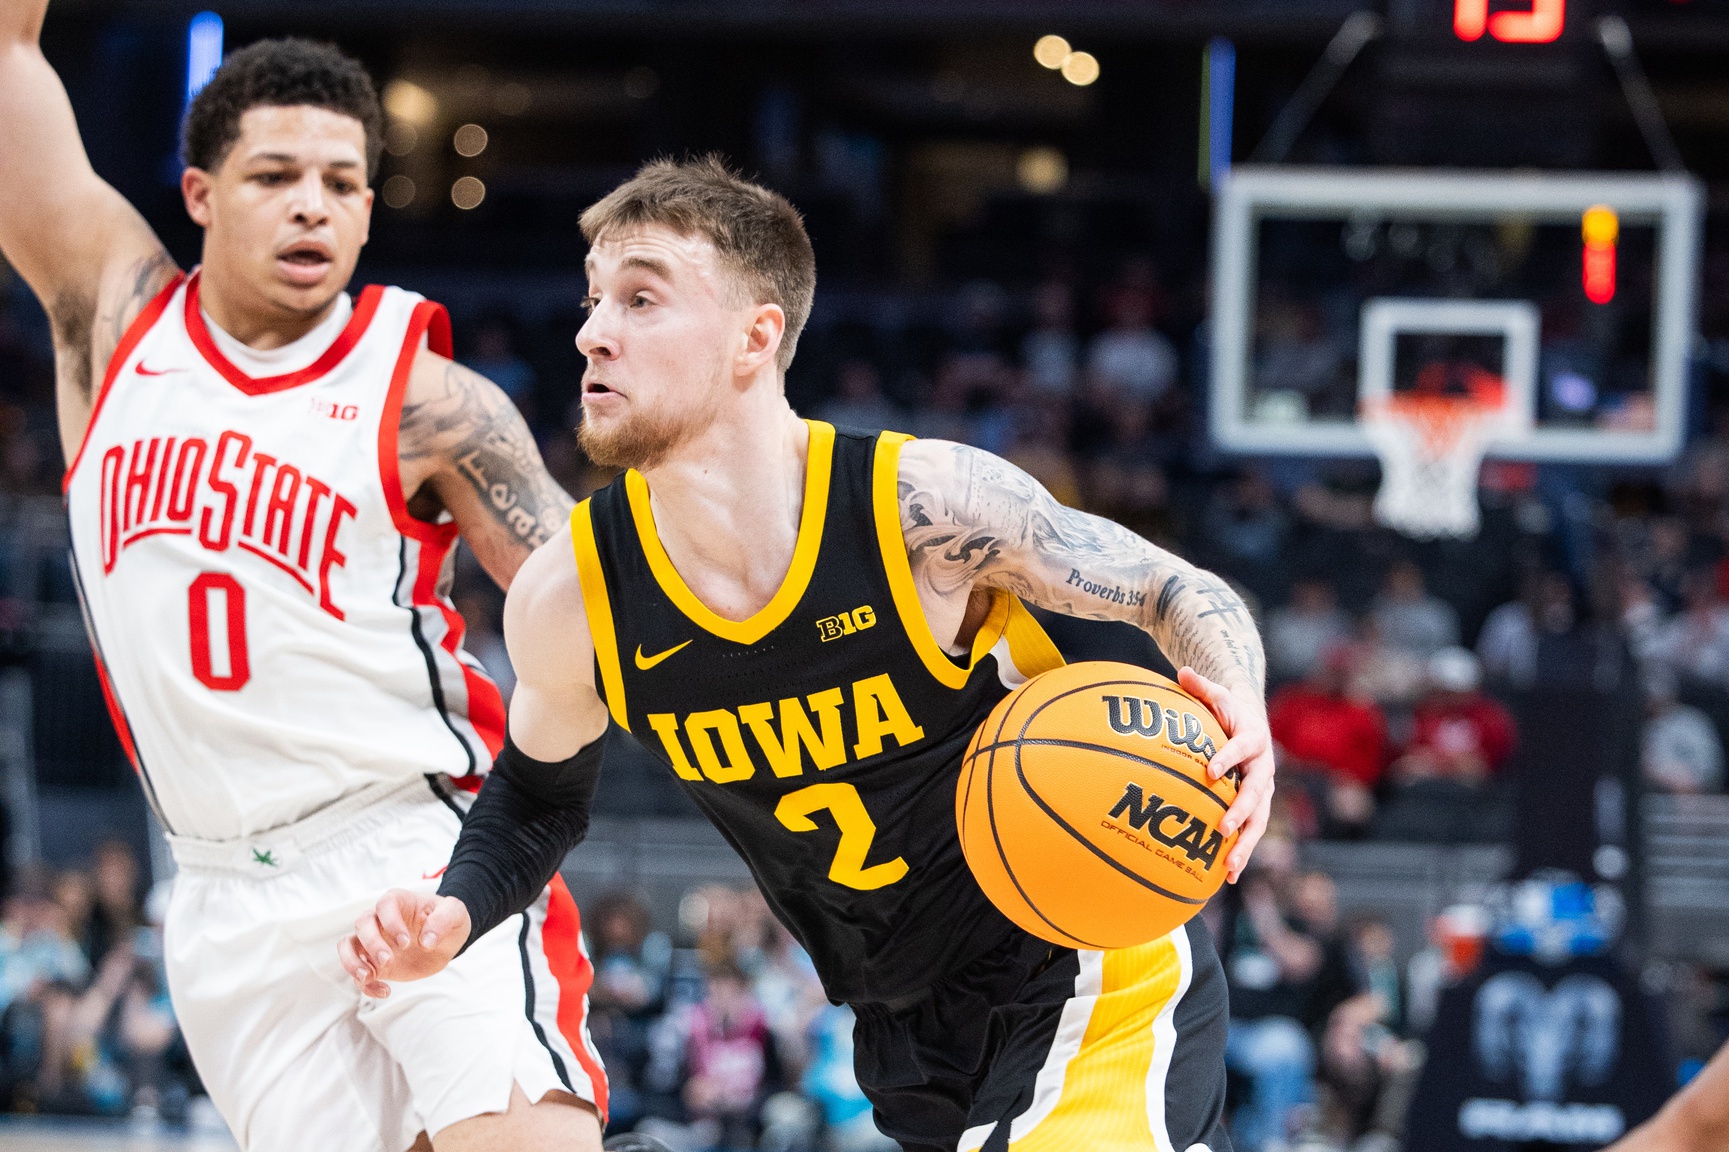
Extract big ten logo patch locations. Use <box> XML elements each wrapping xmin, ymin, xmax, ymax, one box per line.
<box><xmin>817</xmin><ymin>605</ymin><xmax>876</xmax><ymax>642</ymax></box>
<box><xmin>308</xmin><ymin>397</ymin><xmax>360</xmax><ymax>421</ymax></box>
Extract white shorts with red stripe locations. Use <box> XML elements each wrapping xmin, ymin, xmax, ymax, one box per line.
<box><xmin>163</xmin><ymin>776</ymin><xmax>606</xmax><ymax>1152</ymax></box>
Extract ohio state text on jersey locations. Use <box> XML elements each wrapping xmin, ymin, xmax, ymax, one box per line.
<box><xmin>65</xmin><ymin>271</ymin><xmax>504</xmax><ymax>841</ymax></box>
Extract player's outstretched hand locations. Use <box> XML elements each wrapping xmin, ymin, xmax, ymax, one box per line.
<box><xmin>340</xmin><ymin>889</ymin><xmax>472</xmax><ymax>999</ymax></box>
<box><xmin>1177</xmin><ymin>666</ymin><xmax>1275</xmax><ymax>886</ymax></box>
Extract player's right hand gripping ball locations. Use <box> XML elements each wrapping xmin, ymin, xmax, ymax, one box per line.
<box><xmin>957</xmin><ymin>660</ymin><xmax>1240</xmax><ymax>950</ymax></box>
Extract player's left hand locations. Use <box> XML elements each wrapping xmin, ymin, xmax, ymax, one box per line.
<box><xmin>339</xmin><ymin>889</ymin><xmax>472</xmax><ymax>999</ymax></box>
<box><xmin>1177</xmin><ymin>666</ymin><xmax>1275</xmax><ymax>885</ymax></box>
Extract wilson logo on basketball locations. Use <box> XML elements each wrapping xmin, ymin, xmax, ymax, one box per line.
<box><xmin>1104</xmin><ymin>783</ymin><xmax>1224</xmax><ymax>871</ymax></box>
<box><xmin>1100</xmin><ymin>695</ymin><xmax>1218</xmax><ymax>761</ymax></box>
<box><xmin>96</xmin><ymin>431</ymin><xmax>358</xmax><ymax>619</ymax></box>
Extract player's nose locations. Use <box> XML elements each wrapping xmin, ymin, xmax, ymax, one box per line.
<box><xmin>575</xmin><ymin>313</ymin><xmax>617</xmax><ymax>360</ymax></box>
<box><xmin>288</xmin><ymin>170</ymin><xmax>331</xmax><ymax>222</ymax></box>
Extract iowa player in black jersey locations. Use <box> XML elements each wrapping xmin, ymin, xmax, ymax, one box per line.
<box><xmin>342</xmin><ymin>158</ymin><xmax>1277</xmax><ymax>1152</ymax></box>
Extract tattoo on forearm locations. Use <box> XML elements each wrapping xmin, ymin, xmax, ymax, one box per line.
<box><xmin>1065</xmin><ymin>569</ymin><xmax>1147</xmax><ymax>609</ymax></box>
<box><xmin>898</xmin><ymin>440</ymin><xmax>1265</xmax><ymax>692</ymax></box>
<box><xmin>399</xmin><ymin>359</ymin><xmax>573</xmax><ymax>549</ymax></box>
<box><xmin>1154</xmin><ymin>574</ymin><xmax>1186</xmax><ymax>620</ymax></box>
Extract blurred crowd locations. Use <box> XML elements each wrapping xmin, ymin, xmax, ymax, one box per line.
<box><xmin>0</xmin><ymin>839</ymin><xmax>194</xmax><ymax>1121</ymax></box>
<box><xmin>5</xmin><ymin>236</ymin><xmax>1729</xmax><ymax>1146</ymax></box>
<box><xmin>587</xmin><ymin>885</ymin><xmax>891</xmax><ymax>1152</ymax></box>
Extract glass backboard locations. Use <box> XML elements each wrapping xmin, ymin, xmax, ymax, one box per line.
<box><xmin>1209</xmin><ymin>166</ymin><xmax>1702</xmax><ymax>462</ymax></box>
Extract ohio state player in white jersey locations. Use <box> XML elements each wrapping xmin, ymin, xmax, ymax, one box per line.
<box><xmin>0</xmin><ymin>16</ymin><xmax>607</xmax><ymax>1152</ymax></box>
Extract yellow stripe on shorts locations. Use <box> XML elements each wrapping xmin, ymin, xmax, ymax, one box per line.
<box><xmin>1009</xmin><ymin>931</ymin><xmax>1192</xmax><ymax>1152</ymax></box>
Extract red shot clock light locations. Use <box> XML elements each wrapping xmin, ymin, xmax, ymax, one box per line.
<box><xmin>1582</xmin><ymin>205</ymin><xmax>1619</xmax><ymax>305</ymax></box>
<box><xmin>1455</xmin><ymin>0</ymin><xmax>1566</xmax><ymax>44</ymax></box>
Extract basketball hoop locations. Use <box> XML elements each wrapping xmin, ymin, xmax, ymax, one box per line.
<box><xmin>1362</xmin><ymin>380</ymin><xmax>1513</xmax><ymax>539</ymax></box>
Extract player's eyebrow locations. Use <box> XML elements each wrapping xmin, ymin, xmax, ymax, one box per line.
<box><xmin>243</xmin><ymin>152</ymin><xmax>362</xmax><ymax>169</ymax></box>
<box><xmin>621</xmin><ymin>255</ymin><xmax>673</xmax><ymax>279</ymax></box>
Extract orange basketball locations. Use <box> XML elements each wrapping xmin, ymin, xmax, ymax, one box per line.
<box><xmin>957</xmin><ymin>661</ymin><xmax>1240</xmax><ymax>950</ymax></box>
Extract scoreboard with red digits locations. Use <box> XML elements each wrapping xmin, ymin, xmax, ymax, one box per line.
<box><xmin>1454</xmin><ymin>0</ymin><xmax>1566</xmax><ymax>43</ymax></box>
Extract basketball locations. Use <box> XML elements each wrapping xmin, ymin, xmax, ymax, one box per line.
<box><xmin>957</xmin><ymin>661</ymin><xmax>1240</xmax><ymax>951</ymax></box>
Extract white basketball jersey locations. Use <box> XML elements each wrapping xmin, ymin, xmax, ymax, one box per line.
<box><xmin>65</xmin><ymin>271</ymin><xmax>504</xmax><ymax>841</ymax></box>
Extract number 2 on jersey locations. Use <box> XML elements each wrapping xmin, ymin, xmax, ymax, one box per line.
<box><xmin>774</xmin><ymin>782</ymin><xmax>908</xmax><ymax>891</ymax></box>
<box><xmin>188</xmin><ymin>572</ymin><xmax>250</xmax><ymax>691</ymax></box>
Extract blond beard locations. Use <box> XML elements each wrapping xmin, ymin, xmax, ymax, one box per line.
<box><xmin>578</xmin><ymin>397</ymin><xmax>712</xmax><ymax>472</ymax></box>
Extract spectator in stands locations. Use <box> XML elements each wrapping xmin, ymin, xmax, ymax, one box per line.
<box><xmin>50</xmin><ymin>869</ymin><xmax>92</xmax><ymax>967</ymax></box>
<box><xmin>1219</xmin><ymin>840</ymin><xmax>1357</xmax><ymax>1151</ymax></box>
<box><xmin>1478</xmin><ymin>571</ymin><xmax>1553</xmax><ymax>688</ymax></box>
<box><xmin>816</xmin><ymin>360</ymin><xmax>903</xmax><ymax>434</ymax></box>
<box><xmin>1269</xmin><ymin>644</ymin><xmax>1388</xmax><ymax>836</ymax></box>
<box><xmin>1268</xmin><ymin>578</ymin><xmax>1352</xmax><ymax>685</ymax></box>
<box><xmin>1371</xmin><ymin>561</ymin><xmax>1459</xmax><ymax>659</ymax></box>
<box><xmin>1644</xmin><ymin>566</ymin><xmax>1729</xmax><ymax>687</ymax></box>
<box><xmin>1021</xmin><ymin>281</ymin><xmax>1079</xmax><ymax>399</ymax></box>
<box><xmin>1349</xmin><ymin>614</ymin><xmax>1428</xmax><ymax>714</ymax></box>
<box><xmin>1087</xmin><ymin>272</ymin><xmax>1177</xmax><ymax>403</ymax></box>
<box><xmin>1371</xmin><ymin>650</ymin><xmax>1517</xmax><ymax>843</ymax></box>
<box><xmin>0</xmin><ymin>881</ymin><xmax>87</xmax><ymax>1014</ymax></box>
<box><xmin>746</xmin><ymin>918</ymin><xmax>823</xmax><ymax>1082</ymax></box>
<box><xmin>1398</xmin><ymin>648</ymin><xmax>1517</xmax><ymax>785</ymax></box>
<box><xmin>1205</xmin><ymin>471</ymin><xmax>1290</xmax><ymax>568</ymax></box>
<box><xmin>1644</xmin><ymin>517</ymin><xmax>1692</xmax><ymax>614</ymax></box>
<box><xmin>86</xmin><ymin>840</ymin><xmax>141</xmax><ymax>970</ymax></box>
<box><xmin>683</xmin><ymin>958</ymin><xmax>778</xmax><ymax>1152</ymax></box>
<box><xmin>589</xmin><ymin>892</ymin><xmax>670</xmax><ymax>1131</ymax></box>
<box><xmin>1641</xmin><ymin>665</ymin><xmax>1725</xmax><ymax>794</ymax></box>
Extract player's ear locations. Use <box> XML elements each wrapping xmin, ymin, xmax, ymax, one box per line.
<box><xmin>358</xmin><ymin>182</ymin><xmax>375</xmax><ymax>246</ymax></box>
<box><xmin>738</xmin><ymin>302</ymin><xmax>785</xmax><ymax>378</ymax></box>
<box><xmin>182</xmin><ymin>167</ymin><xmax>215</xmax><ymax>229</ymax></box>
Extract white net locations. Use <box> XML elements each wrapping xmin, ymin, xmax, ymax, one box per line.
<box><xmin>1362</xmin><ymin>394</ymin><xmax>1510</xmax><ymax>540</ymax></box>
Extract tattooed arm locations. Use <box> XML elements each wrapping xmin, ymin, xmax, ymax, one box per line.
<box><xmin>1</xmin><ymin>0</ymin><xmax>178</xmax><ymax>461</ymax></box>
<box><xmin>397</xmin><ymin>349</ymin><xmax>575</xmax><ymax>588</ymax></box>
<box><xmin>897</xmin><ymin>437</ymin><xmax>1274</xmax><ymax>880</ymax></box>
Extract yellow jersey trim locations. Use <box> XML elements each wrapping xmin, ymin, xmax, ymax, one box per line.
<box><xmin>871</xmin><ymin>432</ymin><xmax>1014</xmax><ymax>689</ymax></box>
<box><xmin>1000</xmin><ymin>597</ymin><xmax>1066</xmax><ymax>681</ymax></box>
<box><xmin>1008</xmin><ymin>935</ymin><xmax>1187</xmax><ymax>1150</ymax></box>
<box><xmin>571</xmin><ymin>500</ymin><xmax>630</xmax><ymax>731</ymax></box>
<box><xmin>625</xmin><ymin>420</ymin><xmax>836</xmax><ymax>647</ymax></box>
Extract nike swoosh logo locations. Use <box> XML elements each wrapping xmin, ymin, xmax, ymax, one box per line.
<box><xmin>634</xmin><ymin>640</ymin><xmax>693</xmax><ymax>670</ymax></box>
<box><xmin>421</xmin><ymin>866</ymin><xmax>447</xmax><ymax>880</ymax></box>
<box><xmin>135</xmin><ymin>362</ymin><xmax>181</xmax><ymax>376</ymax></box>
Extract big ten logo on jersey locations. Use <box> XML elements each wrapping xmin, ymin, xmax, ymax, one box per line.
<box><xmin>816</xmin><ymin>605</ymin><xmax>875</xmax><ymax>642</ymax></box>
<box><xmin>308</xmin><ymin>396</ymin><xmax>360</xmax><ymax>421</ymax></box>
<box><xmin>97</xmin><ymin>432</ymin><xmax>358</xmax><ymax>618</ymax></box>
<box><xmin>646</xmin><ymin>672</ymin><xmax>922</xmax><ymax>785</ymax></box>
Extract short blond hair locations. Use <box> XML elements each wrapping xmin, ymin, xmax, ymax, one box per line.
<box><xmin>580</xmin><ymin>156</ymin><xmax>816</xmax><ymax>372</ymax></box>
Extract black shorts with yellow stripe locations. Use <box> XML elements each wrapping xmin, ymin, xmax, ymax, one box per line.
<box><xmin>851</xmin><ymin>917</ymin><xmax>1231</xmax><ymax>1152</ymax></box>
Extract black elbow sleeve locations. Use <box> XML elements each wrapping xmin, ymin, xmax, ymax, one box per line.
<box><xmin>436</xmin><ymin>722</ymin><xmax>609</xmax><ymax>949</ymax></box>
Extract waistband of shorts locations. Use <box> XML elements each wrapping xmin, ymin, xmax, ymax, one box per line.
<box><xmin>166</xmin><ymin>776</ymin><xmax>449</xmax><ymax>876</ymax></box>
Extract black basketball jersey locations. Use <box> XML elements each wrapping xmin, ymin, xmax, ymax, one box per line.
<box><xmin>572</xmin><ymin>422</ymin><xmax>1065</xmax><ymax>1002</ymax></box>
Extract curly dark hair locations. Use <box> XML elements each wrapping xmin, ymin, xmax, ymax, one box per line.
<box><xmin>182</xmin><ymin>38</ymin><xmax>384</xmax><ymax>179</ymax></box>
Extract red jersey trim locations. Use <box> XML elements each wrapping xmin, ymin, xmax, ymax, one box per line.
<box><xmin>63</xmin><ymin>274</ymin><xmax>185</xmax><ymax>493</ymax></box>
<box><xmin>543</xmin><ymin>876</ymin><xmax>610</xmax><ymax>1121</ymax></box>
<box><xmin>184</xmin><ymin>270</ymin><xmax>385</xmax><ymax>397</ymax></box>
<box><xmin>380</xmin><ymin>300</ymin><xmax>507</xmax><ymax>759</ymax></box>
<box><xmin>379</xmin><ymin>299</ymin><xmax>457</xmax><ymax>546</ymax></box>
